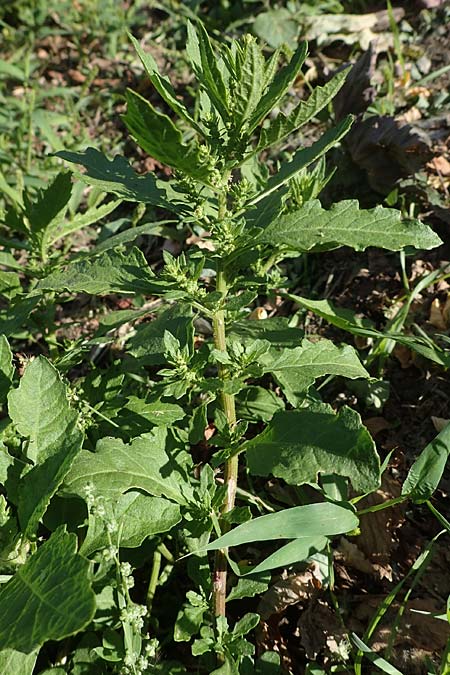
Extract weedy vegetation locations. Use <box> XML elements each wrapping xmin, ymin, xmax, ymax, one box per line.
<box><xmin>0</xmin><ymin>15</ymin><xmax>449</xmax><ymax>675</ymax></box>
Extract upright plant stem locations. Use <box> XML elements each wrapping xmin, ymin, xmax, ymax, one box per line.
<box><xmin>211</xmin><ymin>185</ymin><xmax>238</xmax><ymax>620</ymax></box>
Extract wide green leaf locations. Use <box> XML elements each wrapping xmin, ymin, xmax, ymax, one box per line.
<box><xmin>80</xmin><ymin>491</ymin><xmax>181</xmax><ymax>556</ymax></box>
<box><xmin>205</xmin><ymin>501</ymin><xmax>358</xmax><ymax>549</ymax></box>
<box><xmin>0</xmin><ymin>334</ymin><xmax>14</xmax><ymax>404</ymax></box>
<box><xmin>0</xmin><ymin>647</ymin><xmax>39</xmax><ymax>674</ymax></box>
<box><xmin>263</xmin><ymin>339</ymin><xmax>369</xmax><ymax>405</ymax></box>
<box><xmin>7</xmin><ymin>357</ymin><xmax>83</xmax><ymax>536</ymax></box>
<box><xmin>62</xmin><ymin>429</ymin><xmax>192</xmax><ymax>506</ymax></box>
<box><xmin>256</xmin><ymin>68</ymin><xmax>349</xmax><ymax>152</ymax></box>
<box><xmin>123</xmin><ymin>89</ymin><xmax>210</xmax><ymax>184</ymax></box>
<box><xmin>0</xmin><ymin>295</ymin><xmax>41</xmax><ymax>338</ymax></box>
<box><xmin>0</xmin><ymin>527</ymin><xmax>95</xmax><ymax>652</ymax></box>
<box><xmin>245</xmin><ymin>405</ymin><xmax>380</xmax><ymax>493</ymax></box>
<box><xmin>259</xmin><ymin>199</ymin><xmax>442</xmax><ymax>252</ymax></box>
<box><xmin>24</xmin><ymin>171</ymin><xmax>72</xmax><ymax>234</ymax></box>
<box><xmin>402</xmin><ymin>421</ymin><xmax>450</xmax><ymax>503</ymax></box>
<box><xmin>229</xmin><ymin>317</ymin><xmax>303</xmax><ymax>348</ymax></box>
<box><xmin>37</xmin><ymin>247</ymin><xmax>156</xmax><ymax>296</ymax></box>
<box><xmin>56</xmin><ymin>147</ymin><xmax>187</xmax><ymax>214</ymax></box>
<box><xmin>247</xmin><ymin>42</ymin><xmax>307</xmax><ymax>132</ymax></box>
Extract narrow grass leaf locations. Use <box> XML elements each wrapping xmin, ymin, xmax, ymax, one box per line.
<box><xmin>205</xmin><ymin>502</ymin><xmax>358</xmax><ymax>550</ymax></box>
<box><xmin>402</xmin><ymin>422</ymin><xmax>450</xmax><ymax>503</ymax></box>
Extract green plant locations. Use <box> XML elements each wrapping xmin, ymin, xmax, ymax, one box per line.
<box><xmin>0</xmin><ymin>22</ymin><xmax>448</xmax><ymax>674</ymax></box>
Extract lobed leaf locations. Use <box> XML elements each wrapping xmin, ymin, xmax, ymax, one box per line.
<box><xmin>259</xmin><ymin>199</ymin><xmax>442</xmax><ymax>252</ymax></box>
<box><xmin>56</xmin><ymin>147</ymin><xmax>187</xmax><ymax>214</ymax></box>
<box><xmin>245</xmin><ymin>404</ymin><xmax>380</xmax><ymax>493</ymax></box>
<box><xmin>232</xmin><ymin>37</ymin><xmax>266</xmax><ymax>130</ymax></box>
<box><xmin>62</xmin><ymin>429</ymin><xmax>192</xmax><ymax>506</ymax></box>
<box><xmin>247</xmin><ymin>42</ymin><xmax>308</xmax><ymax>132</ymax></box>
<box><xmin>262</xmin><ymin>338</ymin><xmax>369</xmax><ymax>405</ymax></box>
<box><xmin>36</xmin><ymin>247</ymin><xmax>156</xmax><ymax>296</ymax></box>
<box><xmin>256</xmin><ymin>68</ymin><xmax>350</xmax><ymax>152</ymax></box>
<box><xmin>0</xmin><ymin>527</ymin><xmax>95</xmax><ymax>652</ymax></box>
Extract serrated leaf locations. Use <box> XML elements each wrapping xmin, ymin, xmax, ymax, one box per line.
<box><xmin>402</xmin><ymin>421</ymin><xmax>450</xmax><ymax>503</ymax></box>
<box><xmin>129</xmin><ymin>33</ymin><xmax>202</xmax><ymax>134</ymax></box>
<box><xmin>256</xmin><ymin>68</ymin><xmax>349</xmax><ymax>152</ymax></box>
<box><xmin>37</xmin><ymin>247</ymin><xmax>156</xmax><ymax>296</ymax></box>
<box><xmin>248</xmin><ymin>116</ymin><xmax>352</xmax><ymax>203</ymax></box>
<box><xmin>123</xmin><ymin>90</ymin><xmax>210</xmax><ymax>184</ymax></box>
<box><xmin>245</xmin><ymin>405</ymin><xmax>380</xmax><ymax>493</ymax></box>
<box><xmin>62</xmin><ymin>429</ymin><xmax>192</xmax><ymax>506</ymax></box>
<box><xmin>48</xmin><ymin>199</ymin><xmax>122</xmax><ymax>246</ymax></box>
<box><xmin>127</xmin><ymin>303</ymin><xmax>193</xmax><ymax>364</ymax></box>
<box><xmin>0</xmin><ymin>527</ymin><xmax>95</xmax><ymax>652</ymax></box>
<box><xmin>24</xmin><ymin>172</ymin><xmax>72</xmax><ymax>234</ymax></box>
<box><xmin>259</xmin><ymin>199</ymin><xmax>442</xmax><ymax>252</ymax></box>
<box><xmin>232</xmin><ymin>37</ymin><xmax>265</xmax><ymax>129</ymax></box>
<box><xmin>7</xmin><ymin>357</ymin><xmax>83</xmax><ymax>536</ymax></box>
<box><xmin>205</xmin><ymin>501</ymin><xmax>358</xmax><ymax>550</ymax></box>
<box><xmin>80</xmin><ymin>491</ymin><xmax>181</xmax><ymax>556</ymax></box>
<box><xmin>247</xmin><ymin>42</ymin><xmax>307</xmax><ymax>132</ymax></box>
<box><xmin>56</xmin><ymin>147</ymin><xmax>187</xmax><ymax>214</ymax></box>
<box><xmin>0</xmin><ymin>335</ymin><xmax>14</xmax><ymax>404</ymax></box>
<box><xmin>0</xmin><ymin>647</ymin><xmax>39</xmax><ymax>674</ymax></box>
<box><xmin>187</xmin><ymin>21</ymin><xmax>229</xmax><ymax>123</ymax></box>
<box><xmin>263</xmin><ymin>339</ymin><xmax>369</xmax><ymax>405</ymax></box>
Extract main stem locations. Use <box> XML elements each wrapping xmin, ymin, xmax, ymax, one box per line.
<box><xmin>211</xmin><ymin>185</ymin><xmax>238</xmax><ymax>620</ymax></box>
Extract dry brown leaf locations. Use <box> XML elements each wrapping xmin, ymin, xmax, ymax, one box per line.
<box><xmin>429</xmin><ymin>298</ymin><xmax>448</xmax><ymax>330</ymax></box>
<box><xmin>428</xmin><ymin>155</ymin><xmax>450</xmax><ymax>176</ymax></box>
<box><xmin>297</xmin><ymin>599</ymin><xmax>349</xmax><ymax>660</ymax></box>
<box><xmin>364</xmin><ymin>417</ymin><xmax>391</xmax><ymax>436</ymax></box>
<box><xmin>393</xmin><ymin>343</ymin><xmax>413</xmax><ymax>368</ymax></box>
<box><xmin>258</xmin><ymin>563</ymin><xmax>324</xmax><ymax>620</ymax></box>
<box><xmin>248</xmin><ymin>307</ymin><xmax>268</xmax><ymax>320</ymax></box>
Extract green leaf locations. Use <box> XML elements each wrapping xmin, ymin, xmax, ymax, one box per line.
<box><xmin>259</xmin><ymin>199</ymin><xmax>442</xmax><ymax>252</ymax></box>
<box><xmin>37</xmin><ymin>247</ymin><xmax>156</xmax><ymax>296</ymax></box>
<box><xmin>253</xmin><ymin>9</ymin><xmax>298</xmax><ymax>49</ymax></box>
<box><xmin>48</xmin><ymin>199</ymin><xmax>122</xmax><ymax>247</ymax></box>
<box><xmin>248</xmin><ymin>536</ymin><xmax>328</xmax><ymax>574</ymax></box>
<box><xmin>245</xmin><ymin>405</ymin><xmax>380</xmax><ymax>494</ymax></box>
<box><xmin>256</xmin><ymin>68</ymin><xmax>349</xmax><ymax>152</ymax></box>
<box><xmin>80</xmin><ymin>491</ymin><xmax>181</xmax><ymax>556</ymax></box>
<box><xmin>0</xmin><ymin>335</ymin><xmax>14</xmax><ymax>404</ymax></box>
<box><xmin>124</xmin><ymin>397</ymin><xmax>186</xmax><ymax>426</ymax></box>
<box><xmin>7</xmin><ymin>357</ymin><xmax>83</xmax><ymax>536</ymax></box>
<box><xmin>232</xmin><ymin>37</ymin><xmax>265</xmax><ymax>130</ymax></box>
<box><xmin>123</xmin><ymin>89</ymin><xmax>210</xmax><ymax>184</ymax></box>
<box><xmin>205</xmin><ymin>501</ymin><xmax>358</xmax><ymax>550</ymax></box>
<box><xmin>247</xmin><ymin>42</ymin><xmax>307</xmax><ymax>132</ymax></box>
<box><xmin>263</xmin><ymin>339</ymin><xmax>369</xmax><ymax>405</ymax></box>
<box><xmin>24</xmin><ymin>172</ymin><xmax>72</xmax><ymax>234</ymax></box>
<box><xmin>0</xmin><ymin>648</ymin><xmax>39</xmax><ymax>674</ymax></box>
<box><xmin>56</xmin><ymin>147</ymin><xmax>186</xmax><ymax>214</ymax></box>
<box><xmin>127</xmin><ymin>303</ymin><xmax>193</xmax><ymax>364</ymax></box>
<box><xmin>0</xmin><ymin>295</ymin><xmax>41</xmax><ymax>338</ymax></box>
<box><xmin>402</xmin><ymin>421</ymin><xmax>450</xmax><ymax>503</ymax></box>
<box><xmin>229</xmin><ymin>317</ymin><xmax>303</xmax><ymax>348</ymax></box>
<box><xmin>0</xmin><ymin>527</ymin><xmax>95</xmax><ymax>652</ymax></box>
<box><xmin>187</xmin><ymin>21</ymin><xmax>229</xmax><ymax>123</ymax></box>
<box><xmin>227</xmin><ymin>573</ymin><xmax>271</xmax><ymax>602</ymax></box>
<box><xmin>128</xmin><ymin>33</ymin><xmax>202</xmax><ymax>134</ymax></box>
<box><xmin>236</xmin><ymin>386</ymin><xmax>284</xmax><ymax>423</ymax></box>
<box><xmin>248</xmin><ymin>116</ymin><xmax>352</xmax><ymax>202</ymax></box>
<box><xmin>351</xmin><ymin>633</ymin><xmax>404</xmax><ymax>675</ymax></box>
<box><xmin>62</xmin><ymin>429</ymin><xmax>192</xmax><ymax>506</ymax></box>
